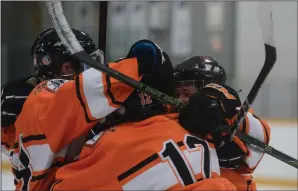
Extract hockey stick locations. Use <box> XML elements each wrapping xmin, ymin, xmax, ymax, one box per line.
<box><xmin>46</xmin><ymin>1</ymin><xmax>298</xmax><ymax>169</ymax></box>
<box><xmin>230</xmin><ymin>3</ymin><xmax>276</xmax><ymax>137</ymax></box>
<box><xmin>235</xmin><ymin>131</ymin><xmax>298</xmax><ymax>168</ymax></box>
<box><xmin>98</xmin><ymin>1</ymin><xmax>108</xmax><ymax>61</ymax></box>
<box><xmin>229</xmin><ymin>4</ymin><xmax>297</xmax><ymax>168</ymax></box>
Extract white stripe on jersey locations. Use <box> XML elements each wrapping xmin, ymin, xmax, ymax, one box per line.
<box><xmin>81</xmin><ymin>68</ymin><xmax>117</xmax><ymax>119</ymax></box>
<box><xmin>245</xmin><ymin>112</ymin><xmax>266</xmax><ymax>169</ymax></box>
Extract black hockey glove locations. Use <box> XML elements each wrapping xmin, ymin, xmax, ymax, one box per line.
<box><xmin>1</xmin><ymin>76</ymin><xmax>39</xmax><ymax>127</ymax></box>
<box><xmin>178</xmin><ymin>83</ymin><xmax>241</xmax><ymax>138</ymax></box>
<box><xmin>198</xmin><ymin>83</ymin><xmax>247</xmax><ymax>169</ymax></box>
<box><xmin>217</xmin><ymin>141</ymin><xmax>246</xmax><ymax>169</ymax></box>
<box><xmin>179</xmin><ymin>83</ymin><xmax>245</xmax><ymax>168</ymax></box>
<box><xmin>202</xmin><ymin>83</ymin><xmax>241</xmax><ymax>118</ymax></box>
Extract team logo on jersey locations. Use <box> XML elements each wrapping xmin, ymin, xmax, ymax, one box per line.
<box><xmin>41</xmin><ymin>55</ymin><xmax>51</xmax><ymax>66</ymax></box>
<box><xmin>45</xmin><ymin>79</ymin><xmax>68</xmax><ymax>93</ymax></box>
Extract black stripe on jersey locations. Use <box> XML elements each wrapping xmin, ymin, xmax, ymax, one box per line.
<box><xmin>14</xmin><ymin>178</ymin><xmax>18</xmax><ymax>186</ymax></box>
<box><xmin>31</xmin><ymin>172</ymin><xmax>48</xmax><ymax>181</ymax></box>
<box><xmin>31</xmin><ymin>161</ymin><xmax>71</xmax><ymax>182</ymax></box>
<box><xmin>1</xmin><ymin>141</ymin><xmax>10</xmax><ymax>148</ymax></box>
<box><xmin>246</xmin><ymin>179</ymin><xmax>252</xmax><ymax>191</ymax></box>
<box><xmin>22</xmin><ymin>134</ymin><xmax>46</xmax><ymax>143</ymax></box>
<box><xmin>13</xmin><ymin>134</ymin><xmax>47</xmax><ymax>149</ymax></box>
<box><xmin>252</xmin><ymin>114</ymin><xmax>270</xmax><ymax>144</ymax></box>
<box><xmin>118</xmin><ymin>153</ymin><xmax>159</xmax><ymax>181</ymax></box>
<box><xmin>118</xmin><ymin>141</ymin><xmax>185</xmax><ymax>182</ymax></box>
<box><xmin>52</xmin><ymin>160</ymin><xmax>70</xmax><ymax>168</ymax></box>
<box><xmin>177</xmin><ymin>141</ymin><xmax>184</xmax><ymax>147</ymax></box>
<box><xmin>105</xmin><ymin>75</ymin><xmax>122</xmax><ymax>105</ymax></box>
<box><xmin>75</xmin><ymin>75</ymin><xmax>96</xmax><ymax>123</ymax></box>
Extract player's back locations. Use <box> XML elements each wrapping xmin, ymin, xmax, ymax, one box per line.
<box><xmin>52</xmin><ymin>113</ymin><xmax>234</xmax><ymax>190</ymax></box>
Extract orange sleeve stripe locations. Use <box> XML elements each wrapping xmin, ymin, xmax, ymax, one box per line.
<box><xmin>245</xmin><ymin>115</ymin><xmax>250</xmax><ymax>135</ymax></box>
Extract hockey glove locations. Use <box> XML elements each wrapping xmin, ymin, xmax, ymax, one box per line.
<box><xmin>217</xmin><ymin>141</ymin><xmax>246</xmax><ymax>169</ymax></box>
<box><xmin>1</xmin><ymin>76</ymin><xmax>39</xmax><ymax>127</ymax></box>
<box><xmin>178</xmin><ymin>89</ymin><xmax>223</xmax><ymax>137</ymax></box>
<box><xmin>197</xmin><ymin>83</ymin><xmax>257</xmax><ymax>169</ymax></box>
<box><xmin>201</xmin><ymin>83</ymin><xmax>241</xmax><ymax>119</ymax></box>
<box><xmin>179</xmin><ymin>83</ymin><xmax>246</xmax><ymax>168</ymax></box>
<box><xmin>179</xmin><ymin>83</ymin><xmax>241</xmax><ymax>137</ymax></box>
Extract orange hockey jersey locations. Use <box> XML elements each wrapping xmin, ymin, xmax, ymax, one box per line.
<box><xmin>51</xmin><ymin>113</ymin><xmax>236</xmax><ymax>190</ymax></box>
<box><xmin>1</xmin><ymin>58</ymin><xmax>141</xmax><ymax>191</ymax></box>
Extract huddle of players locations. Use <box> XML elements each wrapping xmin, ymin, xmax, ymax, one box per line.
<box><xmin>1</xmin><ymin>28</ymin><xmax>270</xmax><ymax>190</ymax></box>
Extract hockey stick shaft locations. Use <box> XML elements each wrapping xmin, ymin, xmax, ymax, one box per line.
<box><xmin>236</xmin><ymin>130</ymin><xmax>298</xmax><ymax>168</ymax></box>
<box><xmin>229</xmin><ymin>3</ymin><xmax>297</xmax><ymax>169</ymax></box>
<box><xmin>75</xmin><ymin>51</ymin><xmax>184</xmax><ymax>109</ymax></box>
<box><xmin>98</xmin><ymin>1</ymin><xmax>108</xmax><ymax>57</ymax></box>
<box><xmin>46</xmin><ymin>1</ymin><xmax>298</xmax><ymax>169</ymax></box>
<box><xmin>46</xmin><ymin>1</ymin><xmax>184</xmax><ymax>109</ymax></box>
<box><xmin>230</xmin><ymin>43</ymin><xmax>276</xmax><ymax>136</ymax></box>
<box><xmin>231</xmin><ymin>3</ymin><xmax>276</xmax><ymax>137</ymax></box>
<box><xmin>229</xmin><ymin>44</ymin><xmax>298</xmax><ymax>167</ymax></box>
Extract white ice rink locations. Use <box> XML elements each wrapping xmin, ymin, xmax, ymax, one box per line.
<box><xmin>1</xmin><ymin>123</ymin><xmax>297</xmax><ymax>190</ymax></box>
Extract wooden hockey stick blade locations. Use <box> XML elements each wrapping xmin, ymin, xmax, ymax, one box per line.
<box><xmin>46</xmin><ymin>1</ymin><xmax>297</xmax><ymax>169</ymax></box>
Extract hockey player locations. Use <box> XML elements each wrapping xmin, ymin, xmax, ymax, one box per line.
<box><xmin>1</xmin><ymin>28</ymin><xmax>103</xmax><ymax>160</ymax></box>
<box><xmin>174</xmin><ymin>56</ymin><xmax>271</xmax><ymax>191</ymax></box>
<box><xmin>1</xmin><ymin>27</ymin><xmax>103</xmax><ymax>145</ymax></box>
<box><xmin>49</xmin><ymin>40</ymin><xmax>237</xmax><ymax>190</ymax></box>
<box><xmin>1</xmin><ymin>28</ymin><xmax>150</xmax><ymax>190</ymax></box>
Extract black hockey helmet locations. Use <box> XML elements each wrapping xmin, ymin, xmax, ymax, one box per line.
<box><xmin>31</xmin><ymin>28</ymin><xmax>104</xmax><ymax>79</ymax></box>
<box><xmin>174</xmin><ymin>56</ymin><xmax>226</xmax><ymax>89</ymax></box>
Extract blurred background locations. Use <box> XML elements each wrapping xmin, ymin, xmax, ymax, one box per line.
<box><xmin>1</xmin><ymin>1</ymin><xmax>297</xmax><ymax>190</ymax></box>
<box><xmin>1</xmin><ymin>1</ymin><xmax>297</xmax><ymax>120</ymax></box>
